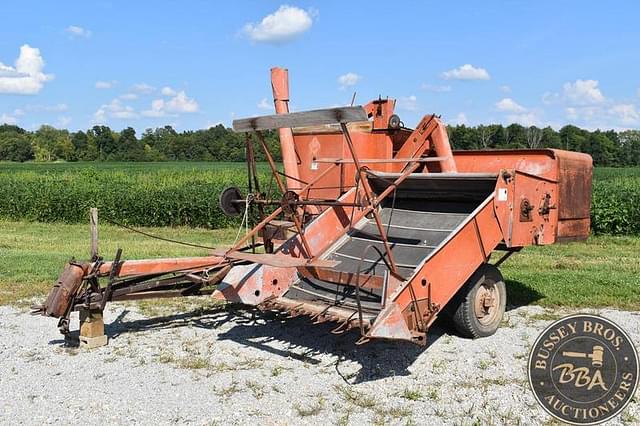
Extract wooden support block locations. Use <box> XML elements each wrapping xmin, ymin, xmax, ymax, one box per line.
<box><xmin>79</xmin><ymin>334</ymin><xmax>108</xmax><ymax>349</ymax></box>
<box><xmin>78</xmin><ymin>308</ymin><xmax>107</xmax><ymax>348</ymax></box>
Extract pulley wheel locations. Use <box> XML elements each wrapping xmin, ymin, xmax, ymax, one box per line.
<box><xmin>388</xmin><ymin>114</ymin><xmax>401</xmax><ymax>129</ymax></box>
<box><xmin>219</xmin><ymin>186</ymin><xmax>244</xmax><ymax>216</ymax></box>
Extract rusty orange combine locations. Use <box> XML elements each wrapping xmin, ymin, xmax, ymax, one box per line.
<box><xmin>36</xmin><ymin>68</ymin><xmax>592</xmax><ymax>346</ymax></box>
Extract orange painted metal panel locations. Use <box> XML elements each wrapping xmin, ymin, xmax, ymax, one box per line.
<box><xmin>213</xmin><ymin>188</ymin><xmax>369</xmax><ymax>304</ymax></box>
<box><xmin>452</xmin><ymin>149</ymin><xmax>559</xmax><ymax>180</ymax></box>
<box><xmin>555</xmin><ymin>150</ymin><xmax>592</xmax><ymax>241</ymax></box>
<box><xmin>97</xmin><ymin>256</ymin><xmax>228</xmax><ymax>277</ymax></box>
<box><xmin>369</xmin><ymin>195</ymin><xmax>503</xmax><ymax>342</ymax></box>
<box><xmin>290</xmin><ymin>131</ymin><xmax>393</xmax><ymax>199</ymax></box>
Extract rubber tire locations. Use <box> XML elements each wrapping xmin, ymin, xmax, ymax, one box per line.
<box><xmin>449</xmin><ymin>264</ymin><xmax>506</xmax><ymax>339</ymax></box>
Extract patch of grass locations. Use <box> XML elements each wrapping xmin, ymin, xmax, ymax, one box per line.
<box><xmin>525</xmin><ymin>311</ymin><xmax>564</xmax><ymax>322</ymax></box>
<box><xmin>501</xmin><ymin>316</ymin><xmax>516</xmax><ymax>328</ymax></box>
<box><xmin>293</xmin><ymin>396</ymin><xmax>325</xmax><ymax>417</ymax></box>
<box><xmin>501</xmin><ymin>235</ymin><xmax>640</xmax><ymax>310</ymax></box>
<box><xmin>433</xmin><ymin>407</ymin><xmax>447</xmax><ymax>417</ymax></box>
<box><xmin>427</xmin><ymin>387</ymin><xmax>439</xmax><ymax>401</ymax></box>
<box><xmin>220</xmin><ymin>381</ymin><xmax>241</xmax><ymax>398</ymax></box>
<box><xmin>271</xmin><ymin>365</ymin><xmax>290</xmax><ymax>377</ymax></box>
<box><xmin>199</xmin><ymin>357</ymin><xmax>265</xmax><ymax>373</ymax></box>
<box><xmin>432</xmin><ymin>358</ymin><xmax>447</xmax><ymax>373</ymax></box>
<box><xmin>178</xmin><ymin>356</ymin><xmax>211</xmax><ymax>370</ymax></box>
<box><xmin>478</xmin><ymin>359</ymin><xmax>492</xmax><ymax>370</ymax></box>
<box><xmin>621</xmin><ymin>411</ymin><xmax>638</xmax><ymax>424</ymax></box>
<box><xmin>158</xmin><ymin>351</ymin><xmax>176</xmax><ymax>364</ymax></box>
<box><xmin>481</xmin><ymin>377</ymin><xmax>510</xmax><ymax>387</ymax></box>
<box><xmin>1</xmin><ymin>220</ymin><xmax>640</xmax><ymax>312</ymax></box>
<box><xmin>245</xmin><ymin>380</ymin><xmax>265</xmax><ymax>399</ymax></box>
<box><xmin>0</xmin><ymin>219</ymin><xmax>236</xmax><ymax>305</ymax></box>
<box><xmin>336</xmin><ymin>406</ymin><xmax>354</xmax><ymax>426</ymax></box>
<box><xmin>401</xmin><ymin>387</ymin><xmax>423</xmax><ymax>401</ymax></box>
<box><xmin>387</xmin><ymin>405</ymin><xmax>412</xmax><ymax>418</ymax></box>
<box><xmin>334</xmin><ymin>384</ymin><xmax>377</xmax><ymax>409</ymax></box>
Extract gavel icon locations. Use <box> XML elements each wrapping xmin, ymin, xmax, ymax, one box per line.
<box><xmin>562</xmin><ymin>345</ymin><xmax>605</xmax><ymax>367</ymax></box>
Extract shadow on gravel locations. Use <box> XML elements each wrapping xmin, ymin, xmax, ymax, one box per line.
<box><xmin>506</xmin><ymin>279</ymin><xmax>544</xmax><ymax>310</ymax></box>
<box><xmin>97</xmin><ymin>304</ymin><xmax>451</xmax><ymax>383</ymax></box>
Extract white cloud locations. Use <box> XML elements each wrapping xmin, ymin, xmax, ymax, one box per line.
<box><xmin>0</xmin><ymin>113</ymin><xmax>17</xmax><ymax>124</ymax></box>
<box><xmin>563</xmin><ymin>104</ymin><xmax>640</xmax><ymax>130</ymax></box>
<box><xmin>397</xmin><ymin>95</ymin><xmax>418</xmax><ymax>112</ymax></box>
<box><xmin>257</xmin><ymin>98</ymin><xmax>272</xmax><ymax>110</ymax></box>
<box><xmin>453</xmin><ymin>112</ymin><xmax>467</xmax><ymax>125</ymax></box>
<box><xmin>542</xmin><ymin>91</ymin><xmax>561</xmax><ymax>104</ymax></box>
<box><xmin>637</xmin><ymin>88</ymin><xmax>640</xmax><ymax>98</ymax></box>
<box><xmin>141</xmin><ymin>100</ymin><xmax>166</xmax><ymax>118</ymax></box>
<box><xmin>165</xmin><ymin>91</ymin><xmax>198</xmax><ymax>113</ymax></box>
<box><xmin>161</xmin><ymin>86</ymin><xmax>177</xmax><ymax>96</ymax></box>
<box><xmin>142</xmin><ymin>91</ymin><xmax>199</xmax><ymax>117</ymax></box>
<box><xmin>499</xmin><ymin>85</ymin><xmax>511</xmax><ymax>93</ymax></box>
<box><xmin>441</xmin><ymin>64</ymin><xmax>490</xmax><ymax>81</ymax></box>
<box><xmin>13</xmin><ymin>108</ymin><xmax>25</xmax><ymax>116</ymax></box>
<box><xmin>337</xmin><ymin>72</ymin><xmax>361</xmax><ymax>89</ymax></box>
<box><xmin>496</xmin><ymin>98</ymin><xmax>526</xmax><ymax>113</ymax></box>
<box><xmin>0</xmin><ymin>45</ymin><xmax>54</xmax><ymax>95</ymax></box>
<box><xmin>25</xmin><ymin>103</ymin><xmax>68</xmax><ymax>112</ymax></box>
<box><xmin>242</xmin><ymin>5</ymin><xmax>313</xmax><ymax>44</ymax></box>
<box><xmin>131</xmin><ymin>83</ymin><xmax>155</xmax><ymax>94</ymax></box>
<box><xmin>56</xmin><ymin>116</ymin><xmax>72</xmax><ymax>127</ymax></box>
<box><xmin>95</xmin><ymin>80</ymin><xmax>115</xmax><ymax>89</ymax></box>
<box><xmin>94</xmin><ymin>99</ymin><xmax>138</xmax><ymax>123</ymax></box>
<box><xmin>609</xmin><ymin>104</ymin><xmax>640</xmax><ymax>126</ymax></box>
<box><xmin>562</xmin><ymin>79</ymin><xmax>605</xmax><ymax>105</ymax></box>
<box><xmin>507</xmin><ymin>112</ymin><xmax>541</xmax><ymax>127</ymax></box>
<box><xmin>65</xmin><ymin>25</ymin><xmax>92</xmax><ymax>39</ymax></box>
<box><xmin>119</xmin><ymin>93</ymin><xmax>137</xmax><ymax>100</ymax></box>
<box><xmin>565</xmin><ymin>106</ymin><xmax>601</xmax><ymax>124</ymax></box>
<box><xmin>421</xmin><ymin>83</ymin><xmax>451</xmax><ymax>92</ymax></box>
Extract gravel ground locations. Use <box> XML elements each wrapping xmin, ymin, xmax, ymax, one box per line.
<box><xmin>0</xmin><ymin>301</ymin><xmax>638</xmax><ymax>425</ymax></box>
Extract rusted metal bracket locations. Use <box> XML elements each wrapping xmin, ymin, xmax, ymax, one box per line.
<box><xmin>100</xmin><ymin>248</ymin><xmax>123</xmax><ymax>312</ymax></box>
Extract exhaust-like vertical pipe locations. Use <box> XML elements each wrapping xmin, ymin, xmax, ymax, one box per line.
<box><xmin>270</xmin><ymin>67</ymin><xmax>300</xmax><ymax>189</ymax></box>
<box><xmin>431</xmin><ymin>117</ymin><xmax>457</xmax><ymax>172</ymax></box>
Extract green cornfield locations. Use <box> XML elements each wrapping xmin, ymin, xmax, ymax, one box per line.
<box><xmin>0</xmin><ymin>162</ymin><xmax>271</xmax><ymax>229</ymax></box>
<box><xmin>1</xmin><ymin>162</ymin><xmax>639</xmax><ymax>235</ymax></box>
<box><xmin>592</xmin><ymin>167</ymin><xmax>640</xmax><ymax>235</ymax></box>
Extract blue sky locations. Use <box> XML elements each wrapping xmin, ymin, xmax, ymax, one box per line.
<box><xmin>0</xmin><ymin>1</ymin><xmax>639</xmax><ymax>132</ymax></box>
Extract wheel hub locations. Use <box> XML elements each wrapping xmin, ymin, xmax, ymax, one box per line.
<box><xmin>474</xmin><ymin>282</ymin><xmax>500</xmax><ymax>326</ymax></box>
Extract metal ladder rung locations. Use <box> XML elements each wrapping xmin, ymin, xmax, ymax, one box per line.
<box><xmin>365</xmin><ymin>221</ymin><xmax>455</xmax><ymax>233</ymax></box>
<box><xmin>349</xmin><ymin>235</ymin><xmax>437</xmax><ymax>249</ymax></box>
<box><xmin>332</xmin><ymin>252</ymin><xmax>419</xmax><ymax>269</ymax></box>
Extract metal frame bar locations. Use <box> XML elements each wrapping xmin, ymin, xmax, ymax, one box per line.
<box><xmin>339</xmin><ymin>123</ymin><xmax>399</xmax><ymax>274</ymax></box>
<box><xmin>315</xmin><ymin>157</ymin><xmax>448</xmax><ymax>164</ymax></box>
<box><xmin>254</xmin><ymin>131</ymin><xmax>313</xmax><ymax>256</ymax></box>
<box><xmin>232</xmin><ymin>106</ymin><xmax>368</xmax><ymax>132</ymax></box>
<box><xmin>229</xmin><ymin>162</ymin><xmax>339</xmax><ymax>252</ymax></box>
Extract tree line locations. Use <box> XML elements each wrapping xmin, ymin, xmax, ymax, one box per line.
<box><xmin>1</xmin><ymin>122</ymin><xmax>639</xmax><ymax>166</ymax></box>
